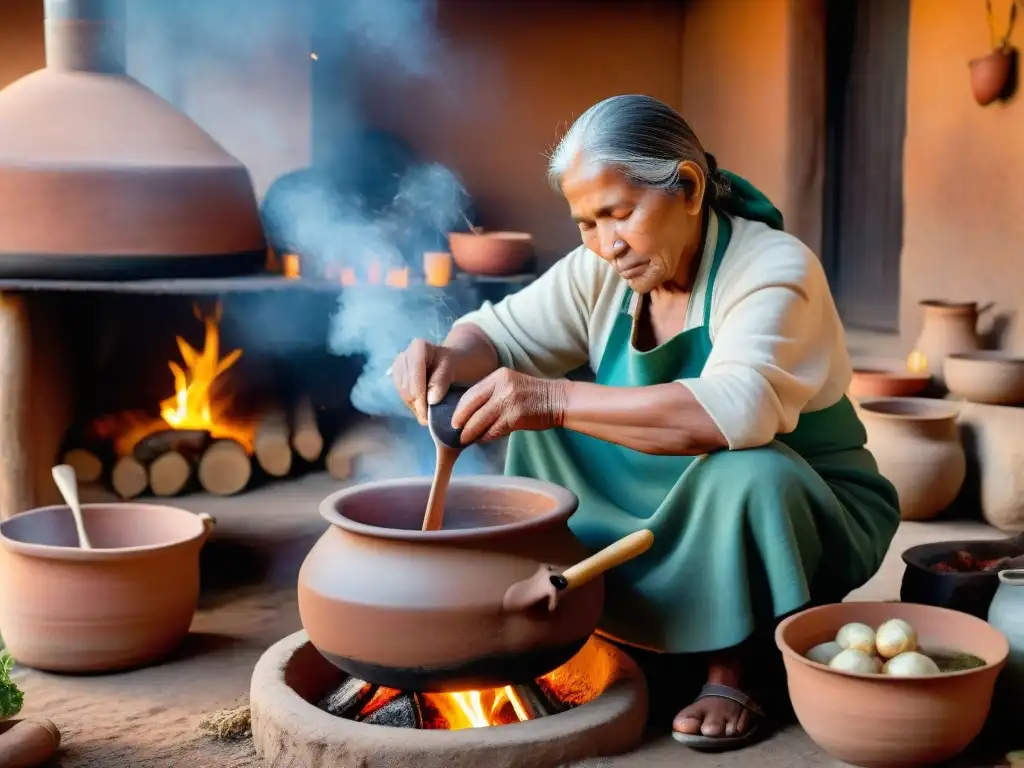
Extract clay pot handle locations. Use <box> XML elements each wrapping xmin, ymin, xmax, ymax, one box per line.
<box><xmin>502</xmin><ymin>530</ymin><xmax>655</xmax><ymax>613</ymax></box>
<box><xmin>556</xmin><ymin>530</ymin><xmax>655</xmax><ymax>592</ymax></box>
<box><xmin>197</xmin><ymin>512</ymin><xmax>216</xmax><ymax>543</ymax></box>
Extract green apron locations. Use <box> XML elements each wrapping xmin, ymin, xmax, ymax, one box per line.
<box><xmin>505</xmin><ymin>179</ymin><xmax>900</xmax><ymax>654</ymax></box>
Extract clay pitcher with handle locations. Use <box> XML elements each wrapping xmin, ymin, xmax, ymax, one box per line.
<box><xmin>910</xmin><ymin>300</ymin><xmax>980</xmax><ymax>388</ymax></box>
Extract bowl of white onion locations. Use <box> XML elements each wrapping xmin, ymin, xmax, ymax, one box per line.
<box><xmin>775</xmin><ymin>601</ymin><xmax>1008</xmax><ymax>768</ymax></box>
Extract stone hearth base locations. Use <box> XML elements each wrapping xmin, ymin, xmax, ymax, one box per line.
<box><xmin>249</xmin><ymin>630</ymin><xmax>648</xmax><ymax>768</ymax></box>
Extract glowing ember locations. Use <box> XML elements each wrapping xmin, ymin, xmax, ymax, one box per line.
<box><xmin>353</xmin><ymin>638</ymin><xmax>614</xmax><ymax>730</ymax></box>
<box><xmin>421</xmin><ymin>686</ymin><xmax>530</xmax><ymax>730</ymax></box>
<box><xmin>906</xmin><ymin>349</ymin><xmax>928</xmax><ymax>374</ymax></box>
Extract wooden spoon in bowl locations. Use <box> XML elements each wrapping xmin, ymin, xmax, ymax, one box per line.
<box><xmin>51</xmin><ymin>464</ymin><xmax>93</xmax><ymax>549</ymax></box>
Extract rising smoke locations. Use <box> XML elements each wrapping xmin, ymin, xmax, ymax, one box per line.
<box><xmin>125</xmin><ymin>0</ymin><xmax>495</xmax><ymax>475</ymax></box>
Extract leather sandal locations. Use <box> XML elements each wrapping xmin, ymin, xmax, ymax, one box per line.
<box><xmin>671</xmin><ymin>683</ymin><xmax>765</xmax><ymax>753</ymax></box>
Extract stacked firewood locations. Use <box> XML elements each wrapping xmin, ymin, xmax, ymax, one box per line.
<box><xmin>61</xmin><ymin>396</ymin><xmax>390</xmax><ymax>499</ymax></box>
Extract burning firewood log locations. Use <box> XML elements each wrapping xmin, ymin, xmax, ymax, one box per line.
<box><xmin>61</xmin><ymin>448</ymin><xmax>104</xmax><ymax>485</ymax></box>
<box><xmin>148</xmin><ymin>451</ymin><xmax>192</xmax><ymax>497</ymax></box>
<box><xmin>197</xmin><ymin>439</ymin><xmax>252</xmax><ymax>496</ymax></box>
<box><xmin>291</xmin><ymin>396</ymin><xmax>323</xmax><ymax>463</ymax></box>
<box><xmin>111</xmin><ymin>455</ymin><xmax>148</xmax><ymax>499</ymax></box>
<box><xmin>254</xmin><ymin>408</ymin><xmax>292</xmax><ymax>477</ymax></box>
<box><xmin>135</xmin><ymin>429</ymin><xmax>211</xmax><ymax>497</ymax></box>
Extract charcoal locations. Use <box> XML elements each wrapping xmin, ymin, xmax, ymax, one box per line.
<box><xmin>358</xmin><ymin>693</ymin><xmax>424</xmax><ymax>728</ymax></box>
<box><xmin>317</xmin><ymin>677</ymin><xmax>378</xmax><ymax>719</ymax></box>
<box><xmin>513</xmin><ymin>680</ymin><xmax>566</xmax><ymax>718</ymax></box>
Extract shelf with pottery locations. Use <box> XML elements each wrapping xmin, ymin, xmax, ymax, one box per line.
<box><xmin>848</xmin><ymin>300</ymin><xmax>1024</xmax><ymax>535</ymax></box>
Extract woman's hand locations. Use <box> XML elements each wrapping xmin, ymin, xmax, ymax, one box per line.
<box><xmin>451</xmin><ymin>368</ymin><xmax>569</xmax><ymax>444</ymax></box>
<box><xmin>391</xmin><ymin>339</ymin><xmax>460</xmax><ymax>425</ymax></box>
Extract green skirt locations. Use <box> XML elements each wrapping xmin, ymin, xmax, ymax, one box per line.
<box><xmin>505</xmin><ymin>431</ymin><xmax>901</xmax><ymax>654</ymax></box>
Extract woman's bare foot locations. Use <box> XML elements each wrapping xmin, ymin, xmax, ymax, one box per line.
<box><xmin>673</xmin><ymin>652</ymin><xmax>757</xmax><ymax>738</ymax></box>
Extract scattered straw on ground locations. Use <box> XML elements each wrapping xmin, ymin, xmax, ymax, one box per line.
<box><xmin>198</xmin><ymin>700</ymin><xmax>252</xmax><ymax>741</ymax></box>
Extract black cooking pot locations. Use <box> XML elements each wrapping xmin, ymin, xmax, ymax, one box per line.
<box><xmin>900</xmin><ymin>532</ymin><xmax>1024</xmax><ymax>619</ymax></box>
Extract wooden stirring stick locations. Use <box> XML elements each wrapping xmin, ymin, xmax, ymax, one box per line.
<box><xmin>421</xmin><ymin>386</ymin><xmax>471</xmax><ymax>532</ymax></box>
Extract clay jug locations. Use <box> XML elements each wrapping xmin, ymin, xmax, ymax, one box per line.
<box><xmin>910</xmin><ymin>300</ymin><xmax>980</xmax><ymax>387</ymax></box>
<box><xmin>987</xmin><ymin>569</ymin><xmax>1024</xmax><ymax>721</ymax></box>
<box><xmin>858</xmin><ymin>398</ymin><xmax>966</xmax><ymax>521</ymax></box>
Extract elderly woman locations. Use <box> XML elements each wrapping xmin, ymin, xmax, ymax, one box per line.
<box><xmin>391</xmin><ymin>94</ymin><xmax>899</xmax><ymax>752</ymax></box>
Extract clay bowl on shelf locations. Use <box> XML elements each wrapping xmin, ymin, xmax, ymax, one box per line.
<box><xmin>943</xmin><ymin>351</ymin><xmax>1024</xmax><ymax>405</ymax></box>
<box><xmin>776</xmin><ymin>601</ymin><xmax>1008</xmax><ymax>768</ymax></box>
<box><xmin>901</xmin><ymin>532</ymin><xmax>1024</xmax><ymax>619</ymax></box>
<box><xmin>0</xmin><ymin>503</ymin><xmax>215</xmax><ymax>673</ymax></box>
<box><xmin>848</xmin><ymin>367</ymin><xmax>930</xmax><ymax>400</ymax></box>
<box><xmin>448</xmin><ymin>230</ymin><xmax>533</xmax><ymax>276</ymax></box>
<box><xmin>299</xmin><ymin>476</ymin><xmax>618</xmax><ymax>693</ymax></box>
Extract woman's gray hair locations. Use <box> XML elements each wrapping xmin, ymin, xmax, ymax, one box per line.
<box><xmin>548</xmin><ymin>94</ymin><xmax>731</xmax><ymax>210</ymax></box>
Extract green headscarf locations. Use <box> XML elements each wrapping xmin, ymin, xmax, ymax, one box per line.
<box><xmin>715</xmin><ymin>169</ymin><xmax>785</xmax><ymax>232</ymax></box>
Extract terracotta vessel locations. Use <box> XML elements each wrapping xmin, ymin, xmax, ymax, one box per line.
<box><xmin>0</xmin><ymin>0</ymin><xmax>265</xmax><ymax>279</ymax></box>
<box><xmin>987</xmin><ymin>569</ymin><xmax>1024</xmax><ymax>705</ymax></box>
<box><xmin>448</xmin><ymin>231</ymin><xmax>534</xmax><ymax>276</ymax></box>
<box><xmin>970</xmin><ymin>47</ymin><xmax>1015</xmax><ymax>106</ymax></box>
<box><xmin>0</xmin><ymin>503</ymin><xmax>215</xmax><ymax>672</ymax></box>
<box><xmin>910</xmin><ymin>300</ymin><xmax>980</xmax><ymax>387</ymax></box>
<box><xmin>848</xmin><ymin>368</ymin><xmax>930</xmax><ymax>400</ymax></box>
<box><xmin>858</xmin><ymin>398</ymin><xmax>966</xmax><ymax>521</ymax></box>
<box><xmin>943</xmin><ymin>351</ymin><xmax>1024</xmax><ymax>405</ymax></box>
<box><xmin>299</xmin><ymin>476</ymin><xmax>606</xmax><ymax>692</ymax></box>
<box><xmin>776</xmin><ymin>601</ymin><xmax>1008</xmax><ymax>768</ymax></box>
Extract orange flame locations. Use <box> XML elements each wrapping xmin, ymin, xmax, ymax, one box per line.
<box><xmin>99</xmin><ymin>303</ymin><xmax>253</xmax><ymax>456</ymax></box>
<box><xmin>283</xmin><ymin>253</ymin><xmax>301</xmax><ymax>279</ymax></box>
<box><xmin>341</xmin><ymin>268</ymin><xmax>357</xmax><ymax>286</ymax></box>
<box><xmin>422</xmin><ymin>686</ymin><xmax>530</xmax><ymax>730</ymax></box>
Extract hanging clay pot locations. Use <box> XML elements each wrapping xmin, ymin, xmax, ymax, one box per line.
<box><xmin>970</xmin><ymin>47</ymin><xmax>1015</xmax><ymax>105</ymax></box>
<box><xmin>909</xmin><ymin>300</ymin><xmax>981</xmax><ymax>388</ymax></box>
<box><xmin>970</xmin><ymin>0</ymin><xmax>1018</xmax><ymax>106</ymax></box>
<box><xmin>858</xmin><ymin>397</ymin><xmax>966</xmax><ymax>521</ymax></box>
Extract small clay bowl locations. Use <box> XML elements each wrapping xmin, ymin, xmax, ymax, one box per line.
<box><xmin>943</xmin><ymin>351</ymin><xmax>1024</xmax><ymax>405</ymax></box>
<box><xmin>849</xmin><ymin>368</ymin><xmax>930</xmax><ymax>400</ymax></box>
<box><xmin>776</xmin><ymin>602</ymin><xmax>1008</xmax><ymax>768</ymax></box>
<box><xmin>448</xmin><ymin>231</ymin><xmax>533</xmax><ymax>276</ymax></box>
<box><xmin>0</xmin><ymin>503</ymin><xmax>215</xmax><ymax>673</ymax></box>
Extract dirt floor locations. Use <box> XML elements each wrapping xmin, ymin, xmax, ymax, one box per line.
<box><xmin>7</xmin><ymin>475</ymin><xmax>1020</xmax><ymax>767</ymax></box>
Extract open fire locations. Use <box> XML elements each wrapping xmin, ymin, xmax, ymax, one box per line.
<box><xmin>317</xmin><ymin>637</ymin><xmax>616</xmax><ymax>730</ymax></box>
<box><xmin>93</xmin><ymin>302</ymin><xmax>252</xmax><ymax>458</ymax></box>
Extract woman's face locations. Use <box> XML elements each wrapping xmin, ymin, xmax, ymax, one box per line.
<box><xmin>561</xmin><ymin>155</ymin><xmax>705</xmax><ymax>293</ymax></box>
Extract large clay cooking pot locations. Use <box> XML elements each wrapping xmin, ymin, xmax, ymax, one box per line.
<box><xmin>299</xmin><ymin>476</ymin><xmax>608</xmax><ymax>692</ymax></box>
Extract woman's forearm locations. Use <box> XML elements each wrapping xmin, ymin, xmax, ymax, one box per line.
<box><xmin>560</xmin><ymin>381</ymin><xmax>729</xmax><ymax>455</ymax></box>
<box><xmin>443</xmin><ymin>323</ymin><xmax>502</xmax><ymax>384</ymax></box>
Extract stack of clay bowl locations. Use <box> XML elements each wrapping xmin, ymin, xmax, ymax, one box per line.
<box><xmin>941</xmin><ymin>351</ymin><xmax>1024</xmax><ymax>534</ymax></box>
